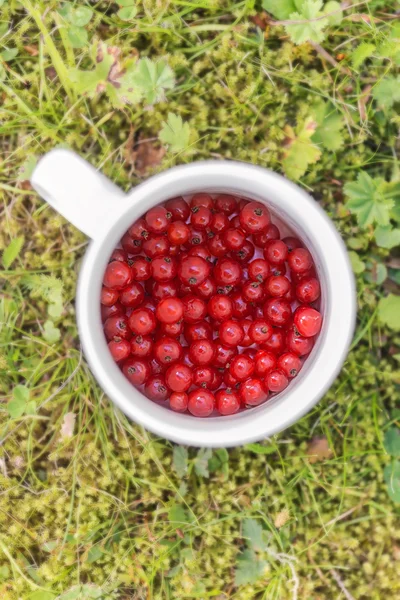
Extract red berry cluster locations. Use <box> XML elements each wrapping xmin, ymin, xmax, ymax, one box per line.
<box><xmin>101</xmin><ymin>193</ymin><xmax>322</xmax><ymax>417</ymax></box>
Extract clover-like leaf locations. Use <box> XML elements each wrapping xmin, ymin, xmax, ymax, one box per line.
<box><xmin>348</xmin><ymin>251</ymin><xmax>365</xmax><ymax>274</ymax></box>
<box><xmin>43</xmin><ymin>320</ymin><xmax>61</xmax><ymax>343</ymax></box>
<box><xmin>375</xmin><ymin>226</ymin><xmax>400</xmax><ymax>249</ymax></box>
<box><xmin>285</xmin><ymin>0</ymin><xmax>328</xmax><ymax>45</ymax></box>
<box><xmin>344</xmin><ymin>172</ymin><xmax>394</xmax><ymax>228</ymax></box>
<box><xmin>373</xmin><ymin>76</ymin><xmax>400</xmax><ymax>109</ymax></box>
<box><xmin>124</xmin><ymin>58</ymin><xmax>174</xmax><ymax>104</ymax></box>
<box><xmin>1</xmin><ymin>47</ymin><xmax>18</xmax><ymax>61</ymax></box>
<box><xmin>159</xmin><ymin>113</ymin><xmax>191</xmax><ymax>152</ymax></box>
<box><xmin>323</xmin><ymin>0</ymin><xmax>342</xmax><ymax>26</ymax></box>
<box><xmin>117</xmin><ymin>1</ymin><xmax>137</xmax><ymax>20</ymax></box>
<box><xmin>67</xmin><ymin>25</ymin><xmax>88</xmax><ymax>49</ymax></box>
<box><xmin>378</xmin><ymin>294</ymin><xmax>400</xmax><ymax>332</ymax></box>
<box><xmin>262</xmin><ymin>0</ymin><xmax>297</xmax><ymax>19</ymax></box>
<box><xmin>282</xmin><ymin>117</ymin><xmax>321</xmax><ymax>180</ymax></box>
<box><xmin>384</xmin><ymin>428</ymin><xmax>400</xmax><ymax>458</ymax></box>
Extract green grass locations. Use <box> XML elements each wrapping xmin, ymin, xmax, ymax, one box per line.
<box><xmin>0</xmin><ymin>0</ymin><xmax>400</xmax><ymax>598</ymax></box>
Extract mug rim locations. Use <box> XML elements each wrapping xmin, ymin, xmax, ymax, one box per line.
<box><xmin>77</xmin><ymin>160</ymin><xmax>356</xmax><ymax>447</ymax></box>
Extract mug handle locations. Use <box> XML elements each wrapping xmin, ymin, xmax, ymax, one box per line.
<box><xmin>30</xmin><ymin>149</ymin><xmax>126</xmax><ymax>240</ymax></box>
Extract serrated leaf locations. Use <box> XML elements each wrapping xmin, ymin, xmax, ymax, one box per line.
<box><xmin>348</xmin><ymin>251</ymin><xmax>365</xmax><ymax>274</ymax></box>
<box><xmin>344</xmin><ymin>172</ymin><xmax>394</xmax><ymax>228</ymax></box>
<box><xmin>384</xmin><ymin>428</ymin><xmax>400</xmax><ymax>457</ymax></box>
<box><xmin>235</xmin><ymin>549</ymin><xmax>267</xmax><ymax>586</ymax></box>
<box><xmin>312</xmin><ymin>102</ymin><xmax>344</xmax><ymax>151</ymax></box>
<box><xmin>373</xmin><ymin>76</ymin><xmax>400</xmax><ymax>109</ymax></box>
<box><xmin>117</xmin><ymin>6</ymin><xmax>137</xmax><ymax>20</ymax></box>
<box><xmin>1</xmin><ymin>47</ymin><xmax>18</xmax><ymax>60</ymax></box>
<box><xmin>384</xmin><ymin>461</ymin><xmax>400</xmax><ymax>503</ymax></box>
<box><xmin>68</xmin><ymin>6</ymin><xmax>93</xmax><ymax>27</ymax></box>
<box><xmin>194</xmin><ymin>447</ymin><xmax>212</xmax><ymax>478</ymax></box>
<box><xmin>261</xmin><ymin>0</ymin><xmax>296</xmax><ymax>19</ymax></box>
<box><xmin>282</xmin><ymin>117</ymin><xmax>321</xmax><ymax>180</ymax></box>
<box><xmin>242</xmin><ymin>519</ymin><xmax>265</xmax><ymax>551</ymax></box>
<box><xmin>323</xmin><ymin>0</ymin><xmax>342</xmax><ymax>25</ymax></box>
<box><xmin>285</xmin><ymin>0</ymin><xmax>328</xmax><ymax>45</ymax></box>
<box><xmin>245</xmin><ymin>443</ymin><xmax>276</xmax><ymax>454</ymax></box>
<box><xmin>168</xmin><ymin>504</ymin><xmax>189</xmax><ymax>527</ymax></box>
<box><xmin>375</xmin><ymin>226</ymin><xmax>400</xmax><ymax>249</ymax></box>
<box><xmin>43</xmin><ymin>320</ymin><xmax>61</xmax><ymax>343</ymax></box>
<box><xmin>159</xmin><ymin>113</ymin><xmax>191</xmax><ymax>152</ymax></box>
<box><xmin>378</xmin><ymin>294</ymin><xmax>400</xmax><ymax>331</ymax></box>
<box><xmin>124</xmin><ymin>58</ymin><xmax>174</xmax><ymax>104</ymax></box>
<box><xmin>352</xmin><ymin>42</ymin><xmax>376</xmax><ymax>69</ymax></box>
<box><xmin>2</xmin><ymin>236</ymin><xmax>24</xmax><ymax>269</ymax></box>
<box><xmin>208</xmin><ymin>447</ymin><xmax>229</xmax><ymax>478</ymax></box>
<box><xmin>172</xmin><ymin>446</ymin><xmax>188</xmax><ymax>478</ymax></box>
<box><xmin>67</xmin><ymin>25</ymin><xmax>88</xmax><ymax>49</ymax></box>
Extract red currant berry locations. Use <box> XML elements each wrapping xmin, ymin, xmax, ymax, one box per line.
<box><xmin>144</xmin><ymin>375</ymin><xmax>170</xmax><ymax>401</ymax></box>
<box><xmin>129</xmin><ymin>333</ymin><xmax>153</xmax><ymax>358</ymax></box>
<box><xmin>189</xmin><ymin>339</ymin><xmax>215</xmax><ymax>366</ymax></box>
<box><xmin>208</xmin><ymin>295</ymin><xmax>233</xmax><ymax>321</ymax></box>
<box><xmin>288</xmin><ymin>248</ymin><xmax>313</xmax><ymax>274</ymax></box>
<box><xmin>239</xmin><ymin>201</ymin><xmax>270</xmax><ymax>233</ymax></box>
<box><xmin>215</xmin><ymin>194</ymin><xmax>237</xmax><ymax>214</ymax></box>
<box><xmin>231</xmin><ymin>292</ymin><xmax>252</xmax><ymax>318</ymax></box>
<box><xmin>230</xmin><ymin>215</ymin><xmax>241</xmax><ymax>228</ymax></box>
<box><xmin>187</xmin><ymin>228</ymin><xmax>207</xmax><ymax>247</ymax></box>
<box><xmin>121</xmin><ymin>233</ymin><xmax>143</xmax><ymax>255</ymax></box>
<box><xmin>277</xmin><ymin>352</ymin><xmax>302</xmax><ymax>378</ymax></box>
<box><xmin>128</xmin><ymin>307</ymin><xmax>156</xmax><ymax>336</ymax></box>
<box><xmin>263</xmin><ymin>298</ymin><xmax>292</xmax><ymax>327</ymax></box>
<box><xmin>240</xmin><ymin>318</ymin><xmax>253</xmax><ymax>347</ymax></box>
<box><xmin>155</xmin><ymin>297</ymin><xmax>184</xmax><ymax>324</ymax></box>
<box><xmin>286</xmin><ymin>327</ymin><xmax>314</xmax><ymax>356</ymax></box>
<box><xmin>103</xmin><ymin>261</ymin><xmax>132</xmax><ymax>290</ymax></box>
<box><xmin>219</xmin><ymin>320</ymin><xmax>244</xmax><ymax>347</ymax></box>
<box><xmin>181</xmin><ymin>294</ymin><xmax>207</xmax><ymax>323</ymax></box>
<box><xmin>188</xmin><ymin>388</ymin><xmax>215</xmax><ymax>417</ymax></box>
<box><xmin>101</xmin><ymin>302</ymin><xmax>123</xmax><ymax>322</ymax></box>
<box><xmin>214</xmin><ymin>343</ymin><xmax>237</xmax><ymax>368</ymax></box>
<box><xmin>123</xmin><ymin>357</ymin><xmax>151</xmax><ymax>386</ymax></box>
<box><xmin>214</xmin><ymin>258</ymin><xmax>242</xmax><ymax>287</ymax></box>
<box><xmin>224</xmin><ymin>369</ymin><xmax>240</xmax><ymax>388</ymax></box>
<box><xmin>104</xmin><ymin>315</ymin><xmax>131</xmax><ymax>341</ymax></box>
<box><xmin>248</xmin><ymin>259</ymin><xmax>270</xmax><ymax>283</ymax></box>
<box><xmin>149</xmin><ymin>357</ymin><xmax>165</xmax><ymax>375</ymax></box>
<box><xmin>208</xmin><ymin>234</ymin><xmax>227</xmax><ymax>257</ymax></box>
<box><xmin>145</xmin><ymin>206</ymin><xmax>171</xmax><ymax>234</ymax></box>
<box><xmin>142</xmin><ymin>235</ymin><xmax>169</xmax><ymax>258</ymax></box>
<box><xmin>191</xmin><ymin>205</ymin><xmax>212</xmax><ymax>230</ymax></box>
<box><xmin>130</xmin><ymin>256</ymin><xmax>151</xmax><ymax>281</ymax></box>
<box><xmin>190</xmin><ymin>193</ymin><xmax>214</xmax><ymax>211</ymax></box>
<box><xmin>242</xmin><ymin>281</ymin><xmax>264</xmax><ymax>304</ymax></box>
<box><xmin>240</xmin><ymin>378</ymin><xmax>267</xmax><ymax>406</ymax></box>
<box><xmin>193</xmin><ymin>366</ymin><xmax>214</xmax><ymax>389</ymax></box>
<box><xmin>264</xmin><ymin>240</ymin><xmax>288</xmax><ymax>265</ymax></box>
<box><xmin>266</xmin><ymin>370</ymin><xmax>288</xmax><ymax>393</ymax></box>
<box><xmin>293</xmin><ymin>306</ymin><xmax>322</xmax><ymax>337</ymax></box>
<box><xmin>196</xmin><ymin>277</ymin><xmax>217</xmax><ymax>299</ymax></box>
<box><xmin>229</xmin><ymin>354</ymin><xmax>255</xmax><ymax>381</ymax></box>
<box><xmin>161</xmin><ymin>320</ymin><xmax>184</xmax><ymax>336</ymax></box>
<box><xmin>181</xmin><ymin>348</ymin><xmax>194</xmax><ymax>368</ymax></box>
<box><xmin>109</xmin><ymin>248</ymin><xmax>128</xmax><ymax>263</ymax></box>
<box><xmin>108</xmin><ymin>338</ymin><xmax>131</xmax><ymax>362</ymax></box>
<box><xmin>128</xmin><ymin>219</ymin><xmax>149</xmax><ymax>240</ymax></box>
<box><xmin>265</xmin><ymin>275</ymin><xmax>291</xmax><ymax>298</ymax></box>
<box><xmin>223</xmin><ymin>228</ymin><xmax>246</xmax><ymax>251</ymax></box>
<box><xmin>119</xmin><ymin>282</ymin><xmax>145</xmax><ymax>308</ymax></box>
<box><xmin>184</xmin><ymin>320</ymin><xmax>213</xmax><ymax>343</ymax></box>
<box><xmin>210</xmin><ymin>212</ymin><xmax>230</xmax><ymax>234</ymax></box>
<box><xmin>210</xmin><ymin>369</ymin><xmax>223</xmax><ymax>390</ymax></box>
<box><xmin>151</xmin><ymin>256</ymin><xmax>177</xmax><ymax>282</ymax></box>
<box><xmin>170</xmin><ymin>392</ymin><xmax>189</xmax><ymax>412</ymax></box>
<box><xmin>154</xmin><ymin>337</ymin><xmax>182</xmax><ymax>365</ymax></box>
<box><xmin>262</xmin><ymin>329</ymin><xmax>286</xmax><ymax>354</ymax></box>
<box><xmin>152</xmin><ymin>280</ymin><xmax>178</xmax><ymax>302</ymax></box>
<box><xmin>295</xmin><ymin>277</ymin><xmax>321</xmax><ymax>304</ymax></box>
<box><xmin>232</xmin><ymin>240</ymin><xmax>255</xmax><ymax>264</ymax></box>
<box><xmin>167</xmin><ymin>221</ymin><xmax>190</xmax><ymax>246</ymax></box>
<box><xmin>165</xmin><ymin>197</ymin><xmax>190</xmax><ymax>221</ymax></box>
<box><xmin>178</xmin><ymin>256</ymin><xmax>210</xmax><ymax>286</ymax></box>
<box><xmin>249</xmin><ymin>319</ymin><xmax>273</xmax><ymax>344</ymax></box>
<box><xmin>254</xmin><ymin>350</ymin><xmax>276</xmax><ymax>377</ymax></box>
<box><xmin>165</xmin><ymin>362</ymin><xmax>192</xmax><ymax>392</ymax></box>
<box><xmin>253</xmin><ymin>223</ymin><xmax>280</xmax><ymax>246</ymax></box>
<box><xmin>216</xmin><ymin>388</ymin><xmax>241</xmax><ymax>415</ymax></box>
<box><xmin>282</xmin><ymin>236</ymin><xmax>302</xmax><ymax>252</ymax></box>
<box><xmin>188</xmin><ymin>245</ymin><xmax>212</xmax><ymax>262</ymax></box>
<box><xmin>101</xmin><ymin>287</ymin><xmax>119</xmax><ymax>306</ymax></box>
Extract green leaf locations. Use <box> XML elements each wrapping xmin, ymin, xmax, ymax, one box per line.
<box><xmin>352</xmin><ymin>42</ymin><xmax>376</xmax><ymax>69</ymax></box>
<box><xmin>1</xmin><ymin>47</ymin><xmax>18</xmax><ymax>60</ymax></box>
<box><xmin>262</xmin><ymin>0</ymin><xmax>296</xmax><ymax>19</ymax></box>
<box><xmin>14</xmin><ymin>384</ymin><xmax>30</xmax><ymax>404</ymax></box>
<box><xmin>57</xmin><ymin>586</ymin><xmax>104</xmax><ymax>600</ymax></box>
<box><xmin>378</xmin><ymin>294</ymin><xmax>400</xmax><ymax>331</ymax></box>
<box><xmin>194</xmin><ymin>447</ymin><xmax>212</xmax><ymax>478</ymax></box>
<box><xmin>365</xmin><ymin>262</ymin><xmax>387</xmax><ymax>285</ymax></box>
<box><xmin>373</xmin><ymin>76</ymin><xmax>400</xmax><ymax>109</ymax></box>
<box><xmin>208</xmin><ymin>447</ymin><xmax>229</xmax><ymax>478</ymax></box>
<box><xmin>25</xmin><ymin>400</ymin><xmax>36</xmax><ymax>416</ymax></box>
<box><xmin>312</xmin><ymin>102</ymin><xmax>344</xmax><ymax>151</ymax></box>
<box><xmin>67</xmin><ymin>25</ymin><xmax>88</xmax><ymax>49</ymax></box>
<box><xmin>285</xmin><ymin>0</ymin><xmax>328</xmax><ymax>45</ymax></box>
<box><xmin>2</xmin><ymin>236</ymin><xmax>24</xmax><ymax>269</ymax></box>
<box><xmin>117</xmin><ymin>6</ymin><xmax>137</xmax><ymax>20</ymax></box>
<box><xmin>384</xmin><ymin>428</ymin><xmax>400</xmax><ymax>457</ymax></box>
<box><xmin>323</xmin><ymin>0</ymin><xmax>342</xmax><ymax>26</ymax></box>
<box><xmin>242</xmin><ymin>519</ymin><xmax>265</xmax><ymax>551</ymax></box>
<box><xmin>375</xmin><ymin>226</ymin><xmax>400</xmax><ymax>249</ymax></box>
<box><xmin>87</xmin><ymin>545</ymin><xmax>103</xmax><ymax>563</ymax></box>
<box><xmin>245</xmin><ymin>443</ymin><xmax>276</xmax><ymax>454</ymax></box>
<box><xmin>384</xmin><ymin>461</ymin><xmax>400</xmax><ymax>503</ymax></box>
<box><xmin>172</xmin><ymin>446</ymin><xmax>188</xmax><ymax>478</ymax></box>
<box><xmin>0</xmin><ymin>63</ymin><xmax>6</xmax><ymax>82</ymax></box>
<box><xmin>168</xmin><ymin>504</ymin><xmax>189</xmax><ymax>527</ymax></box>
<box><xmin>159</xmin><ymin>113</ymin><xmax>191</xmax><ymax>153</ymax></box>
<box><xmin>69</xmin><ymin>43</ymin><xmax>116</xmax><ymax>95</ymax></box>
<box><xmin>348</xmin><ymin>251</ymin><xmax>365</xmax><ymax>274</ymax></box>
<box><xmin>8</xmin><ymin>385</ymin><xmax>29</xmax><ymax>419</ymax></box>
<box><xmin>0</xmin><ymin>565</ymin><xmax>9</xmax><ymax>580</ymax></box>
<box><xmin>235</xmin><ymin>549</ymin><xmax>267</xmax><ymax>586</ymax></box>
<box><xmin>43</xmin><ymin>320</ymin><xmax>61</xmax><ymax>343</ymax></box>
<box><xmin>17</xmin><ymin>155</ymin><xmax>38</xmax><ymax>181</ymax></box>
<box><xmin>282</xmin><ymin>117</ymin><xmax>321</xmax><ymax>180</ymax></box>
<box><xmin>344</xmin><ymin>172</ymin><xmax>394</xmax><ymax>228</ymax></box>
<box><xmin>27</xmin><ymin>592</ymin><xmax>56</xmax><ymax>600</ymax></box>
<box><xmin>68</xmin><ymin>6</ymin><xmax>93</xmax><ymax>27</ymax></box>
<box><xmin>124</xmin><ymin>58</ymin><xmax>174</xmax><ymax>104</ymax></box>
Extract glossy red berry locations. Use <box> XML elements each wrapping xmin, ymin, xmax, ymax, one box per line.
<box><xmin>231</xmin><ymin>292</ymin><xmax>252</xmax><ymax>318</ymax></box>
<box><xmin>103</xmin><ymin>261</ymin><xmax>132</xmax><ymax>290</ymax></box>
<box><xmin>130</xmin><ymin>334</ymin><xmax>153</xmax><ymax>358</ymax></box>
<box><xmin>151</xmin><ymin>256</ymin><xmax>177</xmax><ymax>282</ymax></box>
<box><xmin>128</xmin><ymin>307</ymin><xmax>156</xmax><ymax>335</ymax></box>
<box><xmin>277</xmin><ymin>352</ymin><xmax>302</xmax><ymax>378</ymax></box>
<box><xmin>191</xmin><ymin>205</ymin><xmax>212</xmax><ymax>230</ymax></box>
<box><xmin>109</xmin><ymin>248</ymin><xmax>128</xmax><ymax>263</ymax></box>
<box><xmin>295</xmin><ymin>277</ymin><xmax>321</xmax><ymax>304</ymax></box>
<box><xmin>184</xmin><ymin>321</ymin><xmax>212</xmax><ymax>344</ymax></box>
<box><xmin>196</xmin><ymin>277</ymin><xmax>217</xmax><ymax>299</ymax></box>
<box><xmin>170</xmin><ymin>392</ymin><xmax>189</xmax><ymax>412</ymax></box>
<box><xmin>208</xmin><ymin>295</ymin><xmax>233</xmax><ymax>321</ymax></box>
<box><xmin>239</xmin><ymin>201</ymin><xmax>270</xmax><ymax>233</ymax></box>
<box><xmin>288</xmin><ymin>248</ymin><xmax>313</xmax><ymax>274</ymax></box>
<box><xmin>262</xmin><ymin>329</ymin><xmax>286</xmax><ymax>354</ymax></box>
<box><xmin>215</xmin><ymin>194</ymin><xmax>237</xmax><ymax>215</ymax></box>
<box><xmin>207</xmin><ymin>233</ymin><xmax>227</xmax><ymax>258</ymax></box>
<box><xmin>101</xmin><ymin>287</ymin><xmax>119</xmax><ymax>306</ymax></box>
<box><xmin>249</xmin><ymin>319</ymin><xmax>273</xmax><ymax>344</ymax></box>
<box><xmin>165</xmin><ymin>363</ymin><xmax>192</xmax><ymax>392</ymax></box>
<box><xmin>101</xmin><ymin>302</ymin><xmax>123</xmax><ymax>322</ymax></box>
<box><xmin>190</xmin><ymin>193</ymin><xmax>213</xmax><ymax>211</ymax></box>
<box><xmin>264</xmin><ymin>240</ymin><xmax>288</xmax><ymax>265</ymax></box>
<box><xmin>266</xmin><ymin>370</ymin><xmax>288</xmax><ymax>393</ymax></box>
<box><xmin>294</xmin><ymin>306</ymin><xmax>322</xmax><ymax>337</ymax></box>
<box><xmin>167</xmin><ymin>221</ymin><xmax>190</xmax><ymax>246</ymax></box>
<box><xmin>165</xmin><ymin>197</ymin><xmax>190</xmax><ymax>221</ymax></box>
<box><xmin>145</xmin><ymin>206</ymin><xmax>171</xmax><ymax>234</ymax></box>
<box><xmin>232</xmin><ymin>240</ymin><xmax>255</xmax><ymax>264</ymax></box>
<box><xmin>104</xmin><ymin>315</ymin><xmax>131</xmax><ymax>340</ymax></box>
<box><xmin>152</xmin><ymin>281</ymin><xmax>178</xmax><ymax>302</ymax></box>
<box><xmin>286</xmin><ymin>327</ymin><xmax>314</xmax><ymax>356</ymax></box>
<box><xmin>239</xmin><ymin>318</ymin><xmax>253</xmax><ymax>347</ymax></box>
<box><xmin>160</xmin><ymin>320</ymin><xmax>184</xmax><ymax>336</ymax></box>
<box><xmin>242</xmin><ymin>281</ymin><xmax>264</xmax><ymax>304</ymax></box>
<box><xmin>178</xmin><ymin>256</ymin><xmax>210</xmax><ymax>286</ymax></box>
<box><xmin>188</xmin><ymin>388</ymin><xmax>215</xmax><ymax>417</ymax></box>
<box><xmin>229</xmin><ymin>354</ymin><xmax>255</xmax><ymax>381</ymax></box>
<box><xmin>282</xmin><ymin>236</ymin><xmax>302</xmax><ymax>252</ymax></box>
<box><xmin>144</xmin><ymin>375</ymin><xmax>170</xmax><ymax>401</ymax></box>
<box><xmin>223</xmin><ymin>228</ymin><xmax>245</xmax><ymax>251</ymax></box>
<box><xmin>224</xmin><ymin>369</ymin><xmax>240</xmax><ymax>388</ymax></box>
<box><xmin>219</xmin><ymin>320</ymin><xmax>244</xmax><ymax>347</ymax></box>
<box><xmin>248</xmin><ymin>259</ymin><xmax>270</xmax><ymax>283</ymax></box>
<box><xmin>130</xmin><ymin>256</ymin><xmax>151</xmax><ymax>281</ymax></box>
<box><xmin>193</xmin><ymin>366</ymin><xmax>214</xmax><ymax>389</ymax></box>
<box><xmin>214</xmin><ymin>343</ymin><xmax>237</xmax><ymax>368</ymax></box>
<box><xmin>253</xmin><ymin>223</ymin><xmax>280</xmax><ymax>246</ymax></box>
<box><xmin>216</xmin><ymin>388</ymin><xmax>241</xmax><ymax>415</ymax></box>
<box><xmin>214</xmin><ymin>258</ymin><xmax>242</xmax><ymax>287</ymax></box>
<box><xmin>210</xmin><ymin>212</ymin><xmax>230</xmax><ymax>234</ymax></box>
<box><xmin>263</xmin><ymin>298</ymin><xmax>292</xmax><ymax>327</ymax></box>
<box><xmin>254</xmin><ymin>350</ymin><xmax>276</xmax><ymax>377</ymax></box>
<box><xmin>108</xmin><ymin>338</ymin><xmax>131</xmax><ymax>362</ymax></box>
<box><xmin>119</xmin><ymin>282</ymin><xmax>145</xmax><ymax>308</ymax></box>
<box><xmin>121</xmin><ymin>233</ymin><xmax>142</xmax><ymax>255</ymax></box>
<box><xmin>128</xmin><ymin>219</ymin><xmax>149</xmax><ymax>240</ymax></box>
<box><xmin>154</xmin><ymin>337</ymin><xmax>182</xmax><ymax>365</ymax></box>
<box><xmin>189</xmin><ymin>339</ymin><xmax>215</xmax><ymax>366</ymax></box>
<box><xmin>265</xmin><ymin>275</ymin><xmax>291</xmax><ymax>298</ymax></box>
<box><xmin>155</xmin><ymin>297</ymin><xmax>184</xmax><ymax>324</ymax></box>
<box><xmin>142</xmin><ymin>235</ymin><xmax>169</xmax><ymax>258</ymax></box>
<box><xmin>122</xmin><ymin>357</ymin><xmax>151</xmax><ymax>386</ymax></box>
<box><xmin>181</xmin><ymin>294</ymin><xmax>207</xmax><ymax>323</ymax></box>
<box><xmin>239</xmin><ymin>379</ymin><xmax>267</xmax><ymax>406</ymax></box>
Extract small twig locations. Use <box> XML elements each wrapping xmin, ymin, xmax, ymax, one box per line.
<box><xmin>330</xmin><ymin>569</ymin><xmax>356</xmax><ymax>600</ymax></box>
<box><xmin>325</xmin><ymin>501</ymin><xmax>364</xmax><ymax>528</ymax></box>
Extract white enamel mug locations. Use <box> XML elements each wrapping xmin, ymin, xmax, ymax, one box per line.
<box><xmin>31</xmin><ymin>149</ymin><xmax>356</xmax><ymax>447</ymax></box>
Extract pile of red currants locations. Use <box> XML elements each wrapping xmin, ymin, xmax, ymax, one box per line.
<box><xmin>101</xmin><ymin>193</ymin><xmax>322</xmax><ymax>417</ymax></box>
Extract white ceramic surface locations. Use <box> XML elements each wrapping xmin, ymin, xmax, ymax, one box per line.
<box><xmin>31</xmin><ymin>149</ymin><xmax>356</xmax><ymax>447</ymax></box>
